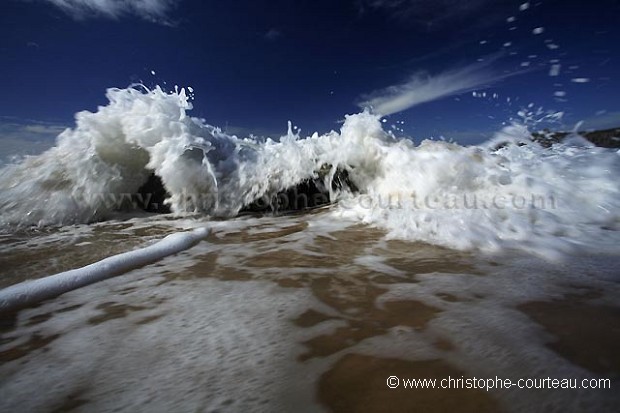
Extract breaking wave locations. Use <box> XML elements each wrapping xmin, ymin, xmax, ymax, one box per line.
<box><xmin>1</xmin><ymin>85</ymin><xmax>618</xmax><ymax>257</ymax></box>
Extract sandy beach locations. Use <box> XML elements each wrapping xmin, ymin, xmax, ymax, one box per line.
<box><xmin>1</xmin><ymin>214</ymin><xmax>618</xmax><ymax>412</ymax></box>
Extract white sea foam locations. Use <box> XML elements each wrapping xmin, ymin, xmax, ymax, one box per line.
<box><xmin>0</xmin><ymin>85</ymin><xmax>619</xmax><ymax>258</ymax></box>
<box><xmin>335</xmin><ymin>123</ymin><xmax>620</xmax><ymax>257</ymax></box>
<box><xmin>0</xmin><ymin>274</ymin><xmax>327</xmax><ymax>413</ymax></box>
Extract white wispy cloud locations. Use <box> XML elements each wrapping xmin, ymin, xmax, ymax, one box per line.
<box><xmin>36</xmin><ymin>0</ymin><xmax>181</xmax><ymax>24</ymax></box>
<box><xmin>577</xmin><ymin>111</ymin><xmax>620</xmax><ymax>131</ymax></box>
<box><xmin>264</xmin><ymin>28</ymin><xmax>282</xmax><ymax>41</ymax></box>
<box><xmin>357</xmin><ymin>0</ymin><xmax>495</xmax><ymax>29</ymax></box>
<box><xmin>0</xmin><ymin>118</ymin><xmax>66</xmax><ymax>162</ymax></box>
<box><xmin>0</xmin><ymin>118</ymin><xmax>67</xmax><ymax>138</ymax></box>
<box><xmin>358</xmin><ymin>61</ymin><xmax>508</xmax><ymax>116</ymax></box>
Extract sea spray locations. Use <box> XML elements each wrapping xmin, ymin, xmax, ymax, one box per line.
<box><xmin>0</xmin><ymin>85</ymin><xmax>619</xmax><ymax>259</ymax></box>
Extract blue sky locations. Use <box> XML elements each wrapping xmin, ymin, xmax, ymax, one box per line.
<box><xmin>1</xmin><ymin>0</ymin><xmax>619</xmax><ymax>155</ymax></box>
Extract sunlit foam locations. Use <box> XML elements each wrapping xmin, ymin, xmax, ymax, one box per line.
<box><xmin>0</xmin><ymin>85</ymin><xmax>618</xmax><ymax>259</ymax></box>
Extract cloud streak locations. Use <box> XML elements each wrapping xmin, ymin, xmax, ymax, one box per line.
<box><xmin>0</xmin><ymin>118</ymin><xmax>66</xmax><ymax>162</ymax></box>
<box><xmin>37</xmin><ymin>0</ymin><xmax>181</xmax><ymax>24</ymax></box>
<box><xmin>358</xmin><ymin>61</ymin><xmax>509</xmax><ymax>116</ymax></box>
<box><xmin>357</xmin><ymin>0</ymin><xmax>496</xmax><ymax>30</ymax></box>
<box><xmin>264</xmin><ymin>28</ymin><xmax>282</xmax><ymax>41</ymax></box>
<box><xmin>577</xmin><ymin>111</ymin><xmax>620</xmax><ymax>131</ymax></box>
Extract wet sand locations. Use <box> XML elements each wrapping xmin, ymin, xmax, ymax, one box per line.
<box><xmin>1</xmin><ymin>216</ymin><xmax>619</xmax><ymax>412</ymax></box>
<box><xmin>518</xmin><ymin>293</ymin><xmax>620</xmax><ymax>377</ymax></box>
<box><xmin>319</xmin><ymin>354</ymin><xmax>499</xmax><ymax>413</ymax></box>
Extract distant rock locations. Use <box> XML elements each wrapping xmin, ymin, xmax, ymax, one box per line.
<box><xmin>136</xmin><ymin>173</ymin><xmax>171</xmax><ymax>213</ymax></box>
<box><xmin>531</xmin><ymin>127</ymin><xmax>620</xmax><ymax>148</ymax></box>
<box><xmin>241</xmin><ymin>165</ymin><xmax>358</xmax><ymax>214</ymax></box>
<box><xmin>133</xmin><ymin>164</ymin><xmax>358</xmax><ymax>215</ymax></box>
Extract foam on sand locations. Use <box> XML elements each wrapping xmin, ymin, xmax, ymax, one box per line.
<box><xmin>0</xmin><ymin>227</ymin><xmax>209</xmax><ymax>312</ymax></box>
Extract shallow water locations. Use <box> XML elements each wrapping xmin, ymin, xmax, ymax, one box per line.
<box><xmin>1</xmin><ymin>211</ymin><xmax>618</xmax><ymax>412</ymax></box>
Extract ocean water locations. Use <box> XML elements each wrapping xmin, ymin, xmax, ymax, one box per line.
<box><xmin>0</xmin><ymin>86</ymin><xmax>619</xmax><ymax>412</ymax></box>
